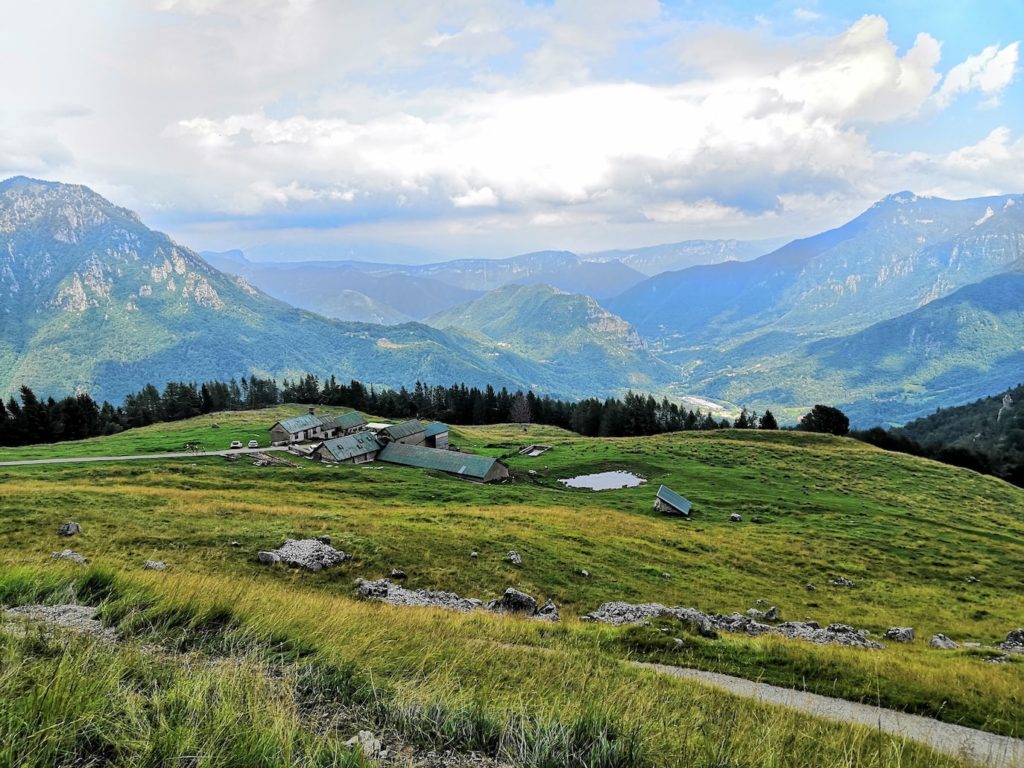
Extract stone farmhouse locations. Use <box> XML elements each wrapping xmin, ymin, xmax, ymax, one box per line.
<box><xmin>269</xmin><ymin>409</ymin><xmax>367</xmax><ymax>445</ymax></box>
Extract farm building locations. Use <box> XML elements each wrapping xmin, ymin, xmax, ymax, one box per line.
<box><xmin>377</xmin><ymin>420</ymin><xmax>427</xmax><ymax>446</ymax></box>
<box><xmin>654</xmin><ymin>485</ymin><xmax>691</xmax><ymax>517</ymax></box>
<box><xmin>325</xmin><ymin>411</ymin><xmax>368</xmax><ymax>436</ymax></box>
<box><xmin>378</xmin><ymin>442</ymin><xmax>509</xmax><ymax>483</ymax></box>
<box><xmin>270</xmin><ymin>410</ymin><xmax>367</xmax><ymax>445</ymax></box>
<box><xmin>423</xmin><ymin>422</ymin><xmax>450</xmax><ymax>449</ymax></box>
<box><xmin>311</xmin><ymin>431</ymin><xmax>382</xmax><ymax>464</ymax></box>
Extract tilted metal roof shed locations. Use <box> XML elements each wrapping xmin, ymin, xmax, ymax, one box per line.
<box><xmin>655</xmin><ymin>485</ymin><xmax>692</xmax><ymax>516</ymax></box>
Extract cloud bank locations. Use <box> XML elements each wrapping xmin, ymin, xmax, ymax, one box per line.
<box><xmin>0</xmin><ymin>1</ymin><xmax>1020</xmax><ymax>257</ymax></box>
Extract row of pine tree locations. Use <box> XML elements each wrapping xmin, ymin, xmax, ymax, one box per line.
<box><xmin>0</xmin><ymin>374</ymin><xmax>779</xmax><ymax>447</ymax></box>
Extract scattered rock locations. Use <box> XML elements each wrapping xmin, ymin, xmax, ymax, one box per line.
<box><xmin>356</xmin><ymin>579</ymin><xmax>482</xmax><ymax>612</ymax></box>
<box><xmin>357</xmin><ymin>579</ymin><xmax>558</xmax><ymax>622</ymax></box>
<box><xmin>51</xmin><ymin>549</ymin><xmax>87</xmax><ymax>566</ymax></box>
<box><xmin>389</xmin><ymin>568</ymin><xmax>407</xmax><ymax>580</ymax></box>
<box><xmin>828</xmin><ymin>576</ymin><xmax>857</xmax><ymax>588</ymax></box>
<box><xmin>729</xmin><ymin>513</ymin><xmax>741</xmax><ymax>522</ymax></box>
<box><xmin>143</xmin><ymin>560</ymin><xmax>167</xmax><ymax>571</ymax></box>
<box><xmin>583</xmin><ymin>602</ymin><xmax>881</xmax><ymax>648</ymax></box>
<box><xmin>345</xmin><ymin>730</ymin><xmax>382</xmax><ymax>759</ymax></box>
<box><xmin>964</xmin><ymin>575</ymin><xmax>980</xmax><ymax>584</ymax></box>
<box><xmin>930</xmin><ymin>633</ymin><xmax>958</xmax><ymax>650</ymax></box>
<box><xmin>884</xmin><ymin>627</ymin><xmax>915</xmax><ymax>643</ymax></box>
<box><xmin>673</xmin><ymin>637</ymin><xmax>685</xmax><ymax>649</ymax></box>
<box><xmin>805</xmin><ymin>583</ymin><xmax>817</xmax><ymax>591</ymax></box>
<box><xmin>754</xmin><ymin>599</ymin><xmax>769</xmax><ymax>607</ymax></box>
<box><xmin>229</xmin><ymin>541</ymin><xmax>241</xmax><ymax>548</ymax></box>
<box><xmin>764</xmin><ymin>606</ymin><xmax>780</xmax><ymax>622</ymax></box>
<box><xmin>4</xmin><ymin>604</ymin><xmax>117</xmax><ymax>642</ymax></box>
<box><xmin>57</xmin><ymin>522</ymin><xmax>82</xmax><ymax>537</ymax></box>
<box><xmin>506</xmin><ymin>550</ymin><xmax>522</xmax><ymax>566</ymax></box>
<box><xmin>660</xmin><ymin>572</ymin><xmax>671</xmax><ymax>579</ymax></box>
<box><xmin>998</xmin><ymin>628</ymin><xmax>1024</xmax><ymax>654</ymax></box>
<box><xmin>470</xmin><ymin>551</ymin><xmax>479</xmax><ymax>558</ymax></box>
<box><xmin>257</xmin><ymin>539</ymin><xmax>348</xmax><ymax>572</ymax></box>
<box><xmin>487</xmin><ymin>587</ymin><xmax>538</xmax><ymax>616</ymax></box>
<box><xmin>537</xmin><ymin>598</ymin><xmax>560</xmax><ymax>622</ymax></box>
<box><xmin>579</xmin><ymin>569</ymin><xmax>590</xmax><ymax>577</ymax></box>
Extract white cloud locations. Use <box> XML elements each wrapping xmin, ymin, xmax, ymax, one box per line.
<box><xmin>935</xmin><ymin>42</ymin><xmax>1020</xmax><ymax>107</ymax></box>
<box><xmin>451</xmin><ymin>186</ymin><xmax>499</xmax><ymax>207</ymax></box>
<box><xmin>793</xmin><ymin>8</ymin><xmax>821</xmax><ymax>21</ymax></box>
<box><xmin>1</xmin><ymin>2</ymin><xmax>1020</xmax><ymax>258</ymax></box>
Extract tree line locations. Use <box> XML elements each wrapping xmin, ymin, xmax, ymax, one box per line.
<box><xmin>0</xmin><ymin>373</ymin><xmax>782</xmax><ymax>447</ymax></box>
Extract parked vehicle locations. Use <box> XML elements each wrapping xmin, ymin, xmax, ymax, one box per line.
<box><xmin>247</xmin><ymin>440</ymin><xmax>259</xmax><ymax>449</ymax></box>
<box><xmin>229</xmin><ymin>441</ymin><xmax>243</xmax><ymax>449</ymax></box>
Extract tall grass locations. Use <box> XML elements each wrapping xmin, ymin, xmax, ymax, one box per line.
<box><xmin>0</xmin><ymin>566</ymin><xmax>978</xmax><ymax>768</ymax></box>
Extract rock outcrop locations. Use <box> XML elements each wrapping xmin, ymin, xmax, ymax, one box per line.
<box><xmin>51</xmin><ymin>549</ymin><xmax>87</xmax><ymax>566</ymax></box>
<box><xmin>257</xmin><ymin>539</ymin><xmax>349</xmax><ymax>572</ymax></box>
<box><xmin>929</xmin><ymin>633</ymin><xmax>958</xmax><ymax>650</ymax></box>
<box><xmin>884</xmin><ymin>627</ymin><xmax>915</xmax><ymax>643</ymax></box>
<box><xmin>357</xmin><ymin>579</ymin><xmax>559</xmax><ymax>621</ymax></box>
<box><xmin>582</xmin><ymin>602</ymin><xmax>882</xmax><ymax>648</ymax></box>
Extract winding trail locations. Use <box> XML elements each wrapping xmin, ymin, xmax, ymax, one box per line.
<box><xmin>0</xmin><ymin>446</ymin><xmax>290</xmax><ymax>467</ymax></box>
<box><xmin>635</xmin><ymin>663</ymin><xmax>1023</xmax><ymax>768</ymax></box>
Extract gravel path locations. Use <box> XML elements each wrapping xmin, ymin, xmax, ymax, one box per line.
<box><xmin>0</xmin><ymin>446</ymin><xmax>289</xmax><ymax>467</ymax></box>
<box><xmin>636</xmin><ymin>663</ymin><xmax>1024</xmax><ymax>768</ymax></box>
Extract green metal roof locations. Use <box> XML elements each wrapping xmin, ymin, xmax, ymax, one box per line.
<box><xmin>380</xmin><ymin>420</ymin><xmax>426</xmax><ymax>440</ymax></box>
<box><xmin>329</xmin><ymin>411</ymin><xmax>367</xmax><ymax>431</ymax></box>
<box><xmin>378</xmin><ymin>442</ymin><xmax>502</xmax><ymax>479</ymax></box>
<box><xmin>318</xmin><ymin>431</ymin><xmax>381</xmax><ymax>461</ymax></box>
<box><xmin>274</xmin><ymin>413</ymin><xmax>325</xmax><ymax>434</ymax></box>
<box><xmin>656</xmin><ymin>485</ymin><xmax>691</xmax><ymax>515</ymax></box>
<box><xmin>423</xmin><ymin>422</ymin><xmax>449</xmax><ymax>438</ymax></box>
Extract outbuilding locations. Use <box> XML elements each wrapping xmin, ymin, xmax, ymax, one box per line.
<box><xmin>378</xmin><ymin>442</ymin><xmax>509</xmax><ymax>483</ymax></box>
<box><xmin>423</xmin><ymin>422</ymin><xmax>450</xmax><ymax>449</ymax></box>
<box><xmin>377</xmin><ymin>420</ymin><xmax>427</xmax><ymax>446</ymax></box>
<box><xmin>311</xmin><ymin>431</ymin><xmax>382</xmax><ymax>464</ymax></box>
<box><xmin>324</xmin><ymin>411</ymin><xmax>368</xmax><ymax>437</ymax></box>
<box><xmin>654</xmin><ymin>485</ymin><xmax>692</xmax><ymax>517</ymax></box>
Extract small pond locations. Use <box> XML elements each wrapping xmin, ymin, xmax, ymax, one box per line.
<box><xmin>558</xmin><ymin>471</ymin><xmax>646</xmax><ymax>490</ymax></box>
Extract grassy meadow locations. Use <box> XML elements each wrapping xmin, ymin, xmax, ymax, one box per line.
<box><xmin>1</xmin><ymin>406</ymin><xmax>1022</xmax><ymax>767</ymax></box>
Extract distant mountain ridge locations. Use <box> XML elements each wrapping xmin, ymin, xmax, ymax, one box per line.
<box><xmin>0</xmin><ymin>177</ymin><xmax>649</xmax><ymax>402</ymax></box>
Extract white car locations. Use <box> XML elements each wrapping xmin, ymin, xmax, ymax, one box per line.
<box><xmin>229</xmin><ymin>440</ymin><xmax>243</xmax><ymax>449</ymax></box>
<box><xmin>247</xmin><ymin>440</ymin><xmax>259</xmax><ymax>449</ymax></box>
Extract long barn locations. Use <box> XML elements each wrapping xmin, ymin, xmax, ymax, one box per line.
<box><xmin>378</xmin><ymin>442</ymin><xmax>509</xmax><ymax>483</ymax></box>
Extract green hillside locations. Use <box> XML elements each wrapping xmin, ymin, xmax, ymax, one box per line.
<box><xmin>1</xmin><ymin>410</ymin><xmax>1021</xmax><ymax>767</ymax></box>
<box><xmin>427</xmin><ymin>284</ymin><xmax>678</xmax><ymax>394</ymax></box>
<box><xmin>692</xmin><ymin>271</ymin><xmax>1024</xmax><ymax>425</ymax></box>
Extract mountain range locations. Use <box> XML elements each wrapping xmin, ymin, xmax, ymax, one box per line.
<box><xmin>2</xmin><ymin>176</ymin><xmax>1021</xmax><ymax>425</ymax></box>
<box><xmin>0</xmin><ymin>177</ymin><xmax>672</xmax><ymax>402</ymax></box>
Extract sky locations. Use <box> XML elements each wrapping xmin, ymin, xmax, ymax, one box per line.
<box><xmin>1</xmin><ymin>0</ymin><xmax>1022</xmax><ymax>262</ymax></box>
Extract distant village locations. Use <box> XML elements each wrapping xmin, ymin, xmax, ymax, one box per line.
<box><xmin>269</xmin><ymin>409</ymin><xmax>511</xmax><ymax>483</ymax></box>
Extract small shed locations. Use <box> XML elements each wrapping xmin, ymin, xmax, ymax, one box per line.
<box><xmin>423</xmin><ymin>422</ymin><xmax>450</xmax><ymax>449</ymax></box>
<box><xmin>654</xmin><ymin>485</ymin><xmax>691</xmax><ymax>517</ymax></box>
<box><xmin>378</xmin><ymin>420</ymin><xmax>426</xmax><ymax>446</ymax></box>
<box><xmin>378</xmin><ymin>442</ymin><xmax>509</xmax><ymax>483</ymax></box>
<box><xmin>311</xmin><ymin>431</ymin><xmax>382</xmax><ymax>464</ymax></box>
